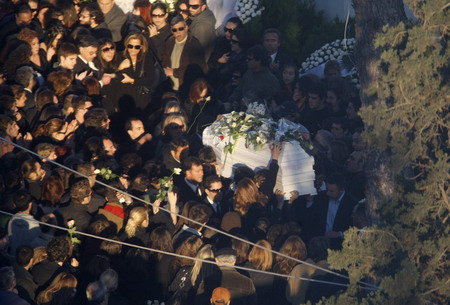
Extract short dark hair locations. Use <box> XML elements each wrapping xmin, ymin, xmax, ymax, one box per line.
<box><xmin>168</xmin><ymin>136</ymin><xmax>189</xmax><ymax>151</ymax></box>
<box><xmin>15</xmin><ymin>245</ymin><xmax>34</xmax><ymax>267</ymax></box>
<box><xmin>332</xmin><ymin>117</ymin><xmax>350</xmax><ymax>132</ymax></box>
<box><xmin>170</xmin><ymin>13</ymin><xmax>186</xmax><ymax>27</ymax></box>
<box><xmin>188</xmin><ymin>203</ymin><xmax>210</xmax><ymax>230</ymax></box>
<box><xmin>0</xmin><ymin>115</ymin><xmax>13</xmax><ymax>133</ymax></box>
<box><xmin>198</xmin><ymin>146</ymin><xmax>216</xmax><ymax>164</ymax></box>
<box><xmin>182</xmin><ymin>156</ymin><xmax>202</xmax><ymax>172</ymax></box>
<box><xmin>12</xmin><ymin>190</ymin><xmax>32</xmax><ymax>212</ymax></box>
<box><xmin>76</xmin><ymin>35</ymin><xmax>99</xmax><ymax>49</ymax></box>
<box><xmin>308</xmin><ymin>82</ymin><xmax>326</xmax><ymax>99</ymax></box>
<box><xmin>226</xmin><ymin>16</ymin><xmax>243</xmax><ymax>28</ymax></box>
<box><xmin>247</xmin><ymin>45</ymin><xmax>269</xmax><ymax>66</ymax></box>
<box><xmin>263</xmin><ymin>28</ymin><xmax>282</xmax><ymax>41</ymax></box>
<box><xmin>326</xmin><ymin>173</ymin><xmax>346</xmax><ymax>190</ymax></box>
<box><xmin>202</xmin><ymin>175</ymin><xmax>221</xmax><ymax>190</ymax></box>
<box><xmin>83</xmin><ymin>2</ymin><xmax>105</xmax><ymax>24</ymax></box>
<box><xmin>46</xmin><ymin>236</ymin><xmax>70</xmax><ymax>262</ymax></box>
<box><xmin>124</xmin><ymin>118</ymin><xmax>140</xmax><ymax>131</ymax></box>
<box><xmin>308</xmin><ymin>236</ymin><xmax>329</xmax><ymax>262</ymax></box>
<box><xmin>84</xmin><ymin>108</ymin><xmax>108</xmax><ymax>128</ymax></box>
<box><xmin>70</xmin><ymin>179</ymin><xmax>91</xmax><ymax>204</ymax></box>
<box><xmin>15</xmin><ymin>2</ymin><xmax>31</xmax><ymax>15</ymax></box>
<box><xmin>58</xmin><ymin>42</ymin><xmax>79</xmax><ymax>59</ymax></box>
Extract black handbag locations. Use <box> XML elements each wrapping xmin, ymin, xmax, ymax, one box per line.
<box><xmin>137</xmin><ymin>53</ymin><xmax>151</xmax><ymax>95</ymax></box>
<box><xmin>148</xmin><ymin>46</ymin><xmax>167</xmax><ymax>90</ymax></box>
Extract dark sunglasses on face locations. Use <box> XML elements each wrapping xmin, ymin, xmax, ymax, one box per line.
<box><xmin>30</xmin><ymin>8</ymin><xmax>38</xmax><ymax>12</ymax></box>
<box><xmin>209</xmin><ymin>188</ymin><xmax>223</xmax><ymax>193</ymax></box>
<box><xmin>188</xmin><ymin>4</ymin><xmax>201</xmax><ymax>9</ymax></box>
<box><xmin>171</xmin><ymin>26</ymin><xmax>185</xmax><ymax>33</ymax></box>
<box><xmin>224</xmin><ymin>27</ymin><xmax>234</xmax><ymax>33</ymax></box>
<box><xmin>127</xmin><ymin>44</ymin><xmax>142</xmax><ymax>50</ymax></box>
<box><xmin>171</xmin><ymin>124</ymin><xmax>184</xmax><ymax>130</ymax></box>
<box><xmin>152</xmin><ymin>13</ymin><xmax>165</xmax><ymax>18</ymax></box>
<box><xmin>230</xmin><ymin>39</ymin><xmax>239</xmax><ymax>44</ymax></box>
<box><xmin>102</xmin><ymin>46</ymin><xmax>115</xmax><ymax>52</ymax></box>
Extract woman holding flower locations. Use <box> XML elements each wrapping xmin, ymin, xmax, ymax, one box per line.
<box><xmin>182</xmin><ymin>78</ymin><xmax>219</xmax><ymax>134</ymax></box>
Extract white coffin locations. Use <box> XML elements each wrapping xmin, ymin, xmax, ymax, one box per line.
<box><xmin>202</xmin><ymin>129</ymin><xmax>317</xmax><ymax>198</ymax></box>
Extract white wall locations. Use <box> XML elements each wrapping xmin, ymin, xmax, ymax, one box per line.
<box><xmin>314</xmin><ymin>0</ymin><xmax>415</xmax><ymax>22</ymax></box>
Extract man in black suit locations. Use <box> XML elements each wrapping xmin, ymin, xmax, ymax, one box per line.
<box><xmin>176</xmin><ymin>156</ymin><xmax>204</xmax><ymax>207</ymax></box>
<box><xmin>303</xmin><ymin>173</ymin><xmax>357</xmax><ymax>249</ymax></box>
<box><xmin>55</xmin><ymin>179</ymin><xmax>93</xmax><ymax>233</ymax></box>
<box><xmin>201</xmin><ymin>175</ymin><xmax>230</xmax><ymax>227</ymax></box>
<box><xmin>162</xmin><ymin>137</ymin><xmax>189</xmax><ymax>172</ymax></box>
<box><xmin>262</xmin><ymin>28</ymin><xmax>293</xmax><ymax>77</ymax></box>
<box><xmin>73</xmin><ymin>35</ymin><xmax>99</xmax><ymax>77</ymax></box>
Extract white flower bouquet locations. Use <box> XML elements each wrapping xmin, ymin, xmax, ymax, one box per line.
<box><xmin>210</xmin><ymin>102</ymin><xmax>311</xmax><ymax>157</ymax></box>
<box><xmin>300</xmin><ymin>38</ymin><xmax>360</xmax><ymax>88</ymax></box>
<box><xmin>234</xmin><ymin>0</ymin><xmax>264</xmax><ymax>24</ymax></box>
<box><xmin>203</xmin><ymin>104</ymin><xmax>317</xmax><ymax>196</ymax></box>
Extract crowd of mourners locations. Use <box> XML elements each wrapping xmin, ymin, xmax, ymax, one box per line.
<box><xmin>0</xmin><ymin>0</ymin><xmax>370</xmax><ymax>304</ymax></box>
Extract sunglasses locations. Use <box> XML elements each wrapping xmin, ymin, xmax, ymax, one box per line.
<box><xmin>230</xmin><ymin>39</ymin><xmax>239</xmax><ymax>44</ymax></box>
<box><xmin>171</xmin><ymin>26</ymin><xmax>185</xmax><ymax>33</ymax></box>
<box><xmin>224</xmin><ymin>27</ymin><xmax>234</xmax><ymax>33</ymax></box>
<box><xmin>170</xmin><ymin>124</ymin><xmax>184</xmax><ymax>130</ymax></box>
<box><xmin>188</xmin><ymin>4</ymin><xmax>201</xmax><ymax>9</ymax></box>
<box><xmin>209</xmin><ymin>188</ymin><xmax>223</xmax><ymax>193</ymax></box>
<box><xmin>152</xmin><ymin>13</ymin><xmax>165</xmax><ymax>18</ymax></box>
<box><xmin>30</xmin><ymin>8</ymin><xmax>38</xmax><ymax>12</ymax></box>
<box><xmin>127</xmin><ymin>44</ymin><xmax>142</xmax><ymax>50</ymax></box>
<box><xmin>102</xmin><ymin>46</ymin><xmax>115</xmax><ymax>52</ymax></box>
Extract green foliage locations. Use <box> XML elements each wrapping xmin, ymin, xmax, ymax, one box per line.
<box><xmin>322</xmin><ymin>1</ymin><xmax>450</xmax><ymax>304</ymax></box>
<box><xmin>246</xmin><ymin>0</ymin><xmax>350</xmax><ymax>64</ymax></box>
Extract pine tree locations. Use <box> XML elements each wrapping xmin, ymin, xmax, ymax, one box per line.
<box><xmin>314</xmin><ymin>1</ymin><xmax>450</xmax><ymax>304</ymax></box>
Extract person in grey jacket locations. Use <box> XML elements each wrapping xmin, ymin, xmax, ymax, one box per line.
<box><xmin>188</xmin><ymin>0</ymin><xmax>217</xmax><ymax>60</ymax></box>
<box><xmin>7</xmin><ymin>191</ymin><xmax>41</xmax><ymax>256</ymax></box>
<box><xmin>99</xmin><ymin>0</ymin><xmax>127</xmax><ymax>43</ymax></box>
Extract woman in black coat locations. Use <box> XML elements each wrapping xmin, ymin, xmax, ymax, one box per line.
<box><xmin>116</xmin><ymin>32</ymin><xmax>155</xmax><ymax>119</ymax></box>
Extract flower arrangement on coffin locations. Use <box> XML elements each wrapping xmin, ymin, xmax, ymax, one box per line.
<box><xmin>210</xmin><ymin>102</ymin><xmax>312</xmax><ymax>163</ymax></box>
<box><xmin>235</xmin><ymin>0</ymin><xmax>264</xmax><ymax>24</ymax></box>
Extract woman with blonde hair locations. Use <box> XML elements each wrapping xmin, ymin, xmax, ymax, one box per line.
<box><xmin>117</xmin><ymin>32</ymin><xmax>155</xmax><ymax>116</ymax></box>
<box><xmin>36</xmin><ymin>272</ymin><xmax>77</xmax><ymax>305</ymax></box>
<box><xmin>246</xmin><ymin>239</ymin><xmax>274</xmax><ymax>305</ymax></box>
<box><xmin>190</xmin><ymin>243</ymin><xmax>215</xmax><ymax>287</ymax></box>
<box><xmin>121</xmin><ymin>206</ymin><xmax>150</xmax><ymax>245</ymax></box>
<box><xmin>161</xmin><ymin>113</ymin><xmax>187</xmax><ymax>137</ymax></box>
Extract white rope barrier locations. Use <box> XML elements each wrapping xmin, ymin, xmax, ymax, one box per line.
<box><xmin>0</xmin><ymin>136</ymin><xmax>378</xmax><ymax>290</ymax></box>
<box><xmin>1</xmin><ymin>210</ymin><xmax>367</xmax><ymax>290</ymax></box>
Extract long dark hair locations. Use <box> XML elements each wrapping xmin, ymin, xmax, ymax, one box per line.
<box><xmin>97</xmin><ymin>38</ymin><xmax>119</xmax><ymax>72</ymax></box>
